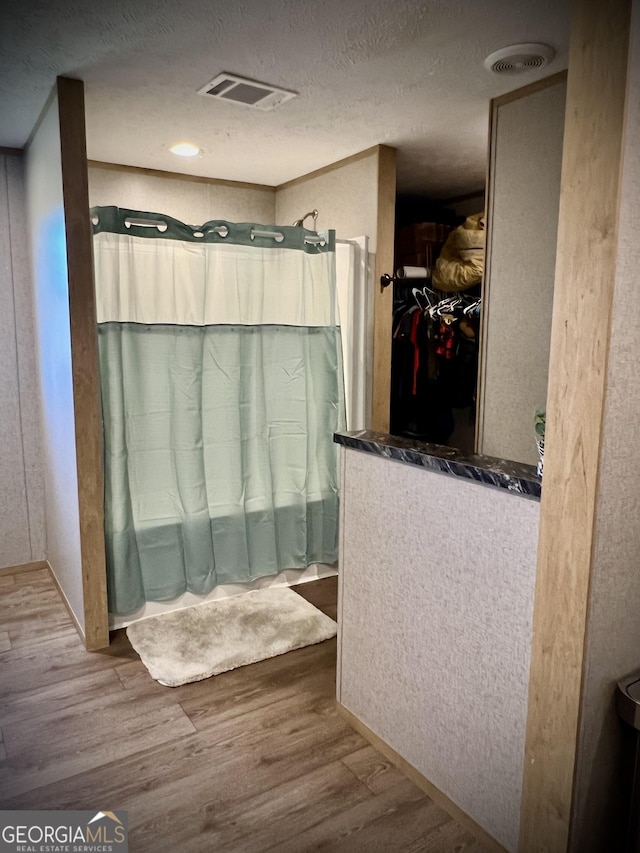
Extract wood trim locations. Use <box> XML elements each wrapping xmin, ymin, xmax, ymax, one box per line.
<box><xmin>276</xmin><ymin>146</ymin><xmax>381</xmax><ymax>191</ymax></box>
<box><xmin>371</xmin><ymin>145</ymin><xmax>396</xmax><ymax>432</ymax></box>
<box><xmin>0</xmin><ymin>561</ymin><xmax>86</xmax><ymax>642</ymax></box>
<box><xmin>492</xmin><ymin>69</ymin><xmax>568</xmax><ymax>109</ymax></box>
<box><xmin>46</xmin><ymin>560</ymin><xmax>86</xmax><ymax>642</ymax></box>
<box><xmin>474</xmin><ymin>97</ymin><xmax>496</xmax><ymax>453</ymax></box>
<box><xmin>519</xmin><ymin>1</ymin><xmax>632</xmax><ymax>849</ymax></box>
<box><xmin>87</xmin><ymin>160</ymin><xmax>276</xmax><ymax>194</ymax></box>
<box><xmin>335</xmin><ymin>448</ymin><xmax>348</xmax><ymax>701</ymax></box>
<box><xmin>337</xmin><ymin>703</ymin><xmax>507</xmax><ymax>853</ymax></box>
<box><xmin>0</xmin><ymin>560</ymin><xmax>49</xmax><ymax>576</ymax></box>
<box><xmin>0</xmin><ymin>147</ymin><xmax>23</xmax><ymax>158</ymax></box>
<box><xmin>57</xmin><ymin>77</ymin><xmax>110</xmax><ymax>652</ymax></box>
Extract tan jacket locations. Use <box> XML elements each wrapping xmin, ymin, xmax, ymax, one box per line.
<box><xmin>431</xmin><ymin>212</ymin><xmax>485</xmax><ymax>292</ymax></box>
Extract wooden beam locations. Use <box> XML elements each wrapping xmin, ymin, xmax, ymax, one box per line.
<box><xmin>475</xmin><ymin>85</ymin><xmax>499</xmax><ymax>453</ymax></box>
<box><xmin>57</xmin><ymin>77</ymin><xmax>110</xmax><ymax>651</ymax></box>
<box><xmin>518</xmin><ymin>0</ymin><xmax>632</xmax><ymax>848</ymax></box>
<box><xmin>371</xmin><ymin>145</ymin><xmax>396</xmax><ymax>432</ymax></box>
<box><xmin>491</xmin><ymin>70</ymin><xmax>568</xmax><ymax>109</ymax></box>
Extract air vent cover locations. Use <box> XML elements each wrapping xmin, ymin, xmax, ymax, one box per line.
<box><xmin>197</xmin><ymin>73</ymin><xmax>298</xmax><ymax>111</ymax></box>
<box><xmin>484</xmin><ymin>43</ymin><xmax>555</xmax><ymax>74</ymax></box>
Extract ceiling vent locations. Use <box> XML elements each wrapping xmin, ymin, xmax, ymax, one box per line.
<box><xmin>484</xmin><ymin>43</ymin><xmax>555</xmax><ymax>74</ymax></box>
<box><xmin>197</xmin><ymin>73</ymin><xmax>298</xmax><ymax>111</ymax></box>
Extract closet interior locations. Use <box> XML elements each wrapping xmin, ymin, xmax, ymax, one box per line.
<box><xmin>389</xmin><ymin>192</ymin><xmax>485</xmax><ymax>455</ymax></box>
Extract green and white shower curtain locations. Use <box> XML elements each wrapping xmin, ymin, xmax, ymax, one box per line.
<box><xmin>92</xmin><ymin>207</ymin><xmax>344</xmax><ymax>615</ymax></box>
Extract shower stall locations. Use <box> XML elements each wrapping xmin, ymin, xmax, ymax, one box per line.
<box><xmin>91</xmin><ymin>206</ymin><xmax>367</xmax><ymax>628</ymax></box>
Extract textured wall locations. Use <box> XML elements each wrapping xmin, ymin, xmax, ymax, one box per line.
<box><xmin>0</xmin><ymin>156</ymin><xmax>31</xmax><ymax>566</ymax></box>
<box><xmin>276</xmin><ymin>150</ymin><xmax>379</xmax><ymax>427</ymax></box>
<box><xmin>25</xmin><ymin>95</ymin><xmax>85</xmax><ymax>629</ymax></box>
<box><xmin>570</xmin><ymin>3</ymin><xmax>640</xmax><ymax>847</ymax></box>
<box><xmin>88</xmin><ymin>165</ymin><xmax>276</xmax><ymax>224</ymax></box>
<box><xmin>275</xmin><ymin>152</ymin><xmax>379</xmax><ymax>249</ymax></box>
<box><xmin>480</xmin><ymin>78</ymin><xmax>566</xmax><ymax>465</ymax></box>
<box><xmin>0</xmin><ymin>154</ymin><xmax>44</xmax><ymax>568</ymax></box>
<box><xmin>338</xmin><ymin>448</ymin><xmax>540</xmax><ymax>851</ymax></box>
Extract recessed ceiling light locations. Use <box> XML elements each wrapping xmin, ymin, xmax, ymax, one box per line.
<box><xmin>169</xmin><ymin>142</ymin><xmax>201</xmax><ymax>157</ymax></box>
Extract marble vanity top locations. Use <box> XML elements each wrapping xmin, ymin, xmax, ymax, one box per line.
<box><xmin>334</xmin><ymin>430</ymin><xmax>541</xmax><ymax>499</ymax></box>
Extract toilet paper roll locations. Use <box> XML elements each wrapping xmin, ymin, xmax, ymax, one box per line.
<box><xmin>396</xmin><ymin>266</ymin><xmax>430</xmax><ymax>279</ymax></box>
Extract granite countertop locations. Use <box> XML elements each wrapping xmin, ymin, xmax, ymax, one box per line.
<box><xmin>334</xmin><ymin>430</ymin><xmax>541</xmax><ymax>499</ymax></box>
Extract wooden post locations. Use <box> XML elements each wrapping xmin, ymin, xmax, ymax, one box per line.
<box><xmin>518</xmin><ymin>0</ymin><xmax>632</xmax><ymax>847</ymax></box>
<box><xmin>371</xmin><ymin>145</ymin><xmax>396</xmax><ymax>432</ymax></box>
<box><xmin>57</xmin><ymin>77</ymin><xmax>109</xmax><ymax>651</ymax></box>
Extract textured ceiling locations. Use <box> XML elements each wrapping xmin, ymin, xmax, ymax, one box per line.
<box><xmin>0</xmin><ymin>0</ymin><xmax>571</xmax><ymax>196</ymax></box>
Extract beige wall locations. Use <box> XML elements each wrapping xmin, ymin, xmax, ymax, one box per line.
<box><xmin>276</xmin><ymin>150</ymin><xmax>382</xmax><ymax>427</ymax></box>
<box><xmin>479</xmin><ymin>77</ymin><xmax>566</xmax><ymax>465</ymax></box>
<box><xmin>88</xmin><ymin>164</ymin><xmax>276</xmax><ymax>223</ymax></box>
<box><xmin>0</xmin><ymin>154</ymin><xmax>44</xmax><ymax>568</ymax></box>
<box><xmin>275</xmin><ymin>151</ymin><xmax>379</xmax><ymax>247</ymax></box>
<box><xmin>24</xmin><ymin>95</ymin><xmax>85</xmax><ymax>629</ymax></box>
<box><xmin>338</xmin><ymin>448</ymin><xmax>540</xmax><ymax>851</ymax></box>
<box><xmin>570</xmin><ymin>1</ymin><xmax>640</xmax><ymax>846</ymax></box>
<box><xmin>88</xmin><ymin>150</ymin><xmax>380</xmax><ymax>241</ymax></box>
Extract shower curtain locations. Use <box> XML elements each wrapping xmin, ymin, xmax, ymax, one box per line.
<box><xmin>91</xmin><ymin>207</ymin><xmax>344</xmax><ymax>615</ymax></box>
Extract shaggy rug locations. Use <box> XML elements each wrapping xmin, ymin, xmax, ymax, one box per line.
<box><xmin>126</xmin><ymin>586</ymin><xmax>337</xmax><ymax>687</ymax></box>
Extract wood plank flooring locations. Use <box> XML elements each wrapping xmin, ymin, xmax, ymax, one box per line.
<box><xmin>0</xmin><ymin>568</ymin><xmax>488</xmax><ymax>852</ymax></box>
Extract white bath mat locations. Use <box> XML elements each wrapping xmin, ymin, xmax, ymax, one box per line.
<box><xmin>126</xmin><ymin>586</ymin><xmax>337</xmax><ymax>687</ymax></box>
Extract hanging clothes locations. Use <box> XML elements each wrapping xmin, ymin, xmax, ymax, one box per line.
<box><xmin>391</xmin><ymin>284</ymin><xmax>480</xmax><ymax>445</ymax></box>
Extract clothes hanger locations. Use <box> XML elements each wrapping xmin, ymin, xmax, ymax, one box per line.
<box><xmin>412</xmin><ymin>287</ymin><xmax>431</xmax><ymax>312</ymax></box>
<box><xmin>421</xmin><ymin>285</ymin><xmax>439</xmax><ymax>306</ymax></box>
<box><xmin>463</xmin><ymin>296</ymin><xmax>482</xmax><ymax>316</ymax></box>
<box><xmin>429</xmin><ymin>294</ymin><xmax>458</xmax><ymax>319</ymax></box>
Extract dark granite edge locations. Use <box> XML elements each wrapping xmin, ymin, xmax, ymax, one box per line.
<box><xmin>334</xmin><ymin>430</ymin><xmax>541</xmax><ymax>500</ymax></box>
